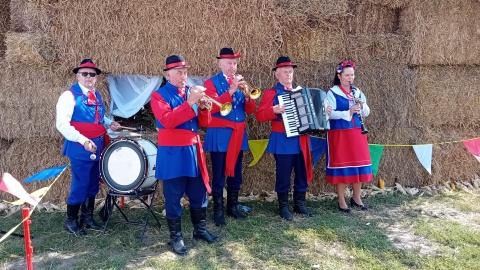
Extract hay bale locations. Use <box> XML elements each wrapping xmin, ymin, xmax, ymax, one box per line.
<box><xmin>366</xmin><ymin>0</ymin><xmax>410</xmax><ymax>8</ymax></box>
<box><xmin>4</xmin><ymin>31</ymin><xmax>55</xmax><ymax>65</ymax></box>
<box><xmin>49</xmin><ymin>0</ymin><xmax>282</xmax><ymax>76</ymax></box>
<box><xmin>275</xmin><ymin>0</ymin><xmax>349</xmax><ymax>34</ymax></box>
<box><xmin>0</xmin><ymin>62</ymin><xmax>111</xmax><ymax>140</ymax></box>
<box><xmin>10</xmin><ymin>0</ymin><xmax>55</xmax><ymax>32</ymax></box>
<box><xmin>401</xmin><ymin>0</ymin><xmax>480</xmax><ymax>65</ymax></box>
<box><xmin>0</xmin><ymin>138</ymin><xmax>71</xmax><ymax>203</ymax></box>
<box><xmin>346</xmin><ymin>0</ymin><xmax>399</xmax><ymax>34</ymax></box>
<box><xmin>412</xmin><ymin>66</ymin><xmax>480</xmax><ymax>129</ymax></box>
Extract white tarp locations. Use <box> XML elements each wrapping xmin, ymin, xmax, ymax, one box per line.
<box><xmin>107</xmin><ymin>74</ymin><xmax>207</xmax><ymax>118</ymax></box>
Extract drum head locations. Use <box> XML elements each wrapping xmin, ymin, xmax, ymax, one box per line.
<box><xmin>100</xmin><ymin>140</ymin><xmax>147</xmax><ymax>193</ymax></box>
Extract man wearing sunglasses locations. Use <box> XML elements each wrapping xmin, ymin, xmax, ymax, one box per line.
<box><xmin>56</xmin><ymin>58</ymin><xmax>120</xmax><ymax>236</ymax></box>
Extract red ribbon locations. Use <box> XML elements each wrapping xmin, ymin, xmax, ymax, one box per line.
<box><xmin>208</xmin><ymin>117</ymin><xmax>246</xmax><ymax>177</ymax></box>
<box><xmin>157</xmin><ymin>128</ymin><xmax>211</xmax><ymax>193</ymax></box>
<box><xmin>271</xmin><ymin>121</ymin><xmax>313</xmax><ymax>183</ymax></box>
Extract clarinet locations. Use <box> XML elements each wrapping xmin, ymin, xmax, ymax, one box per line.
<box><xmin>350</xmin><ymin>83</ymin><xmax>368</xmax><ymax>134</ymax></box>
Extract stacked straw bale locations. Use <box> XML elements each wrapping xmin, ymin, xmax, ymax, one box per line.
<box><xmin>4</xmin><ymin>31</ymin><xmax>55</xmax><ymax>65</ymax></box>
<box><xmin>412</xmin><ymin>66</ymin><xmax>480</xmax><ymax>129</ymax></box>
<box><xmin>48</xmin><ymin>0</ymin><xmax>282</xmax><ymax>77</ymax></box>
<box><xmin>401</xmin><ymin>0</ymin><xmax>480</xmax><ymax>66</ymax></box>
<box><xmin>2</xmin><ymin>0</ymin><xmax>480</xmax><ymax>202</ymax></box>
<box><xmin>0</xmin><ymin>137</ymin><xmax>71</xmax><ymax>203</ymax></box>
<box><xmin>0</xmin><ymin>62</ymin><xmax>111</xmax><ymax>140</ymax></box>
<box><xmin>10</xmin><ymin>0</ymin><xmax>55</xmax><ymax>33</ymax></box>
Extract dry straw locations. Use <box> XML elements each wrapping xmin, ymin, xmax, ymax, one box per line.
<box><xmin>401</xmin><ymin>0</ymin><xmax>480</xmax><ymax>66</ymax></box>
<box><xmin>0</xmin><ymin>138</ymin><xmax>71</xmax><ymax>203</ymax></box>
<box><xmin>0</xmin><ymin>62</ymin><xmax>112</xmax><ymax>140</ymax></box>
<box><xmin>4</xmin><ymin>31</ymin><xmax>55</xmax><ymax>65</ymax></box>
<box><xmin>1</xmin><ymin>0</ymin><xmax>480</xmax><ymax>201</ymax></box>
<box><xmin>49</xmin><ymin>0</ymin><xmax>282</xmax><ymax>77</ymax></box>
<box><xmin>9</xmin><ymin>0</ymin><xmax>55</xmax><ymax>33</ymax></box>
<box><xmin>413</xmin><ymin>66</ymin><xmax>480</xmax><ymax>129</ymax></box>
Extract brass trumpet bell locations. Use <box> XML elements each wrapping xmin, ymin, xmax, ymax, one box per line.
<box><xmin>239</xmin><ymin>83</ymin><xmax>261</xmax><ymax>99</ymax></box>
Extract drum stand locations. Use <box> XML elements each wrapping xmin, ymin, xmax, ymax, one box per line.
<box><xmin>101</xmin><ymin>181</ymin><xmax>161</xmax><ymax>243</ymax></box>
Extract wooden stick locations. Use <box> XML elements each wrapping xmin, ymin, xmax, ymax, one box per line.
<box><xmin>118</xmin><ymin>126</ymin><xmax>137</xmax><ymax>131</ymax></box>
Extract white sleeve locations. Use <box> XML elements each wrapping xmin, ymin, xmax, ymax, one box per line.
<box><xmin>359</xmin><ymin>92</ymin><xmax>370</xmax><ymax>117</ymax></box>
<box><xmin>55</xmin><ymin>91</ymin><xmax>89</xmax><ymax>145</ymax></box>
<box><xmin>326</xmin><ymin>89</ymin><xmax>352</xmax><ymax>121</ymax></box>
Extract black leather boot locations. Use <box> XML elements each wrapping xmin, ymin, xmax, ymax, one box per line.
<box><xmin>293</xmin><ymin>190</ymin><xmax>314</xmax><ymax>217</ymax></box>
<box><xmin>79</xmin><ymin>196</ymin><xmax>103</xmax><ymax>230</ymax></box>
<box><xmin>226</xmin><ymin>189</ymin><xmax>247</xmax><ymax>219</ymax></box>
<box><xmin>166</xmin><ymin>217</ymin><xmax>188</xmax><ymax>255</ymax></box>
<box><xmin>277</xmin><ymin>192</ymin><xmax>293</xmax><ymax>221</ymax></box>
<box><xmin>190</xmin><ymin>208</ymin><xmax>220</xmax><ymax>243</ymax></box>
<box><xmin>212</xmin><ymin>194</ymin><xmax>226</xmax><ymax>227</ymax></box>
<box><xmin>64</xmin><ymin>204</ymin><xmax>86</xmax><ymax>236</ymax></box>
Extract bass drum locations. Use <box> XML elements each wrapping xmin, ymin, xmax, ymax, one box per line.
<box><xmin>100</xmin><ymin>138</ymin><xmax>157</xmax><ymax>193</ymax></box>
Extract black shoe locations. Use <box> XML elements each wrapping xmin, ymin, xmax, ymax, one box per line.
<box><xmin>79</xmin><ymin>196</ymin><xmax>103</xmax><ymax>230</ymax></box>
<box><xmin>212</xmin><ymin>194</ymin><xmax>226</xmax><ymax>227</ymax></box>
<box><xmin>65</xmin><ymin>204</ymin><xmax>86</xmax><ymax>236</ymax></box>
<box><xmin>293</xmin><ymin>191</ymin><xmax>314</xmax><ymax>217</ymax></box>
<box><xmin>277</xmin><ymin>192</ymin><xmax>293</xmax><ymax>221</ymax></box>
<box><xmin>338</xmin><ymin>204</ymin><xmax>351</xmax><ymax>213</ymax></box>
<box><xmin>350</xmin><ymin>198</ymin><xmax>368</xmax><ymax>211</ymax></box>
<box><xmin>226</xmin><ymin>189</ymin><xmax>248</xmax><ymax>219</ymax></box>
<box><xmin>191</xmin><ymin>208</ymin><xmax>220</xmax><ymax>243</ymax></box>
<box><xmin>166</xmin><ymin>217</ymin><xmax>189</xmax><ymax>255</ymax></box>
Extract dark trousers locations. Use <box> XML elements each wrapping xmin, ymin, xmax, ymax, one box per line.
<box><xmin>210</xmin><ymin>151</ymin><xmax>244</xmax><ymax>195</ymax></box>
<box><xmin>68</xmin><ymin>157</ymin><xmax>100</xmax><ymax>205</ymax></box>
<box><xmin>273</xmin><ymin>153</ymin><xmax>308</xmax><ymax>193</ymax></box>
<box><xmin>163</xmin><ymin>176</ymin><xmax>208</xmax><ymax>218</ymax></box>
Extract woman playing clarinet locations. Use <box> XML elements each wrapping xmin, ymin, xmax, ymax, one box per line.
<box><xmin>326</xmin><ymin>60</ymin><xmax>373</xmax><ymax>213</ymax></box>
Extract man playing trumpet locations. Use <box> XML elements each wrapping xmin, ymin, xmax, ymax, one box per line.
<box><xmin>151</xmin><ymin>54</ymin><xmax>219</xmax><ymax>255</ymax></box>
<box><xmin>203</xmin><ymin>47</ymin><xmax>257</xmax><ymax>227</ymax></box>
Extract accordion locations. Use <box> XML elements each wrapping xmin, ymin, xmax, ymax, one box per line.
<box><xmin>277</xmin><ymin>87</ymin><xmax>330</xmax><ymax>138</ymax></box>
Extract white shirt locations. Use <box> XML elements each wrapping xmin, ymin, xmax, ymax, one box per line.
<box><xmin>326</xmin><ymin>85</ymin><xmax>370</xmax><ymax>122</ymax></box>
<box><xmin>56</xmin><ymin>83</ymin><xmax>112</xmax><ymax>145</ymax></box>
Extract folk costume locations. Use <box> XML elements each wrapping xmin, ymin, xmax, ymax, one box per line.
<box><xmin>254</xmin><ymin>56</ymin><xmax>314</xmax><ymax>221</ymax></box>
<box><xmin>56</xmin><ymin>59</ymin><xmax>110</xmax><ymax>236</ymax></box>
<box><xmin>203</xmin><ymin>48</ymin><xmax>256</xmax><ymax>226</ymax></box>
<box><xmin>325</xmin><ymin>84</ymin><xmax>373</xmax><ymax>184</ymax></box>
<box><xmin>150</xmin><ymin>55</ymin><xmax>218</xmax><ymax>255</ymax></box>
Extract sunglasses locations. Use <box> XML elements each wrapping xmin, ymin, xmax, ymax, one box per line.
<box><xmin>79</xmin><ymin>72</ymin><xmax>97</xmax><ymax>78</ymax></box>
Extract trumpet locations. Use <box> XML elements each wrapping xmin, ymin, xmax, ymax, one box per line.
<box><xmin>236</xmin><ymin>77</ymin><xmax>261</xmax><ymax>99</ymax></box>
<box><xmin>188</xmin><ymin>86</ymin><xmax>232</xmax><ymax>116</ymax></box>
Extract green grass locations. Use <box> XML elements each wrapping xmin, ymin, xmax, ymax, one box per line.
<box><xmin>1</xmin><ymin>190</ymin><xmax>480</xmax><ymax>270</ymax></box>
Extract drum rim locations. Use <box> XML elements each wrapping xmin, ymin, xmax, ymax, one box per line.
<box><xmin>100</xmin><ymin>139</ymin><xmax>148</xmax><ymax>193</ymax></box>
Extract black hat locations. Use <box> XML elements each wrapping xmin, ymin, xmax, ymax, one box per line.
<box><xmin>72</xmin><ymin>58</ymin><xmax>102</xmax><ymax>75</ymax></box>
<box><xmin>164</xmin><ymin>54</ymin><xmax>190</xmax><ymax>71</ymax></box>
<box><xmin>272</xmin><ymin>56</ymin><xmax>297</xmax><ymax>71</ymax></box>
<box><xmin>216</xmin><ymin>47</ymin><xmax>242</xmax><ymax>59</ymax></box>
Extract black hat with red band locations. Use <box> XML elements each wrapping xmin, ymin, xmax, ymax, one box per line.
<box><xmin>164</xmin><ymin>54</ymin><xmax>190</xmax><ymax>71</ymax></box>
<box><xmin>272</xmin><ymin>56</ymin><xmax>297</xmax><ymax>71</ymax></box>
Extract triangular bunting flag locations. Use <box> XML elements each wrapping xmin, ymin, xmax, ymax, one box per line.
<box><xmin>248</xmin><ymin>139</ymin><xmax>269</xmax><ymax>166</ymax></box>
<box><xmin>463</xmin><ymin>138</ymin><xmax>480</xmax><ymax>162</ymax></box>
<box><xmin>1</xmin><ymin>173</ymin><xmax>40</xmax><ymax>206</ymax></box>
<box><xmin>5</xmin><ymin>187</ymin><xmax>50</xmax><ymax>205</ymax></box>
<box><xmin>412</xmin><ymin>144</ymin><xmax>433</xmax><ymax>174</ymax></box>
<box><xmin>24</xmin><ymin>164</ymin><xmax>68</xmax><ymax>183</ymax></box>
<box><xmin>310</xmin><ymin>137</ymin><xmax>327</xmax><ymax>166</ymax></box>
<box><xmin>369</xmin><ymin>144</ymin><xmax>385</xmax><ymax>177</ymax></box>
